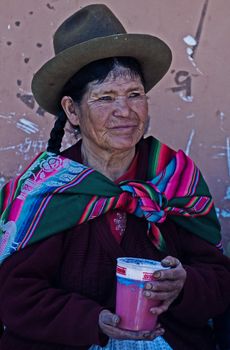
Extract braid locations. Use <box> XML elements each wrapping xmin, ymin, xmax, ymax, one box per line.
<box><xmin>47</xmin><ymin>110</ymin><xmax>67</xmax><ymax>153</ymax></box>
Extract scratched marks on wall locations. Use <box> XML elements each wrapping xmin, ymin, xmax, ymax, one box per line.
<box><xmin>183</xmin><ymin>0</ymin><xmax>209</xmax><ymax>72</ymax></box>
<box><xmin>16</xmin><ymin>118</ymin><xmax>39</xmax><ymax>134</ymax></box>
<box><xmin>216</xmin><ymin>208</ymin><xmax>230</xmax><ymax>220</ymax></box>
<box><xmin>212</xmin><ymin>138</ymin><xmax>230</xmax><ymax>176</ymax></box>
<box><xmin>3</xmin><ymin>2</ymin><xmax>56</xmax><ymax>118</ymax></box>
<box><xmin>189</xmin><ymin>0</ymin><xmax>209</xmax><ymax>59</ymax></box>
<box><xmin>0</xmin><ymin>137</ymin><xmax>46</xmax><ymax>161</ymax></box>
<box><xmin>226</xmin><ymin>137</ymin><xmax>230</xmax><ymax>177</ymax></box>
<box><xmin>169</xmin><ymin>0</ymin><xmax>210</xmax><ymax>102</ymax></box>
<box><xmin>214</xmin><ymin>135</ymin><xmax>230</xmax><ymax>254</ymax></box>
<box><xmin>187</xmin><ymin>0</ymin><xmax>208</xmax><ymax>71</ymax></box>
<box><xmin>0</xmin><ymin>137</ymin><xmax>47</xmax><ymax>189</ymax></box>
<box><xmin>185</xmin><ymin>129</ymin><xmax>195</xmax><ymax>155</ymax></box>
<box><xmin>169</xmin><ymin>70</ymin><xmax>194</xmax><ymax>102</ymax></box>
<box><xmin>0</xmin><ymin>113</ymin><xmax>47</xmax><ymax>161</ymax></box>
<box><xmin>166</xmin><ymin>0</ymin><xmax>230</xmax><ymax>253</ymax></box>
<box><xmin>0</xmin><ymin>112</ymin><xmax>48</xmax><ymax>187</ymax></box>
<box><xmin>0</xmin><ymin>112</ymin><xmax>40</xmax><ymax>135</ymax></box>
<box><xmin>16</xmin><ymin>89</ymin><xmax>46</xmax><ymax>117</ymax></box>
<box><xmin>0</xmin><ymin>1</ymin><xmax>59</xmax><ymax>188</ymax></box>
<box><xmin>216</xmin><ymin>110</ymin><xmax>226</xmax><ymax>132</ymax></box>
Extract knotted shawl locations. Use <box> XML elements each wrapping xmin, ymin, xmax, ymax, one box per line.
<box><xmin>0</xmin><ymin>137</ymin><xmax>221</xmax><ymax>264</ymax></box>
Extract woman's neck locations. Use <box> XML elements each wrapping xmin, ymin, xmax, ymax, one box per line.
<box><xmin>81</xmin><ymin>141</ymin><xmax>135</xmax><ymax>181</ymax></box>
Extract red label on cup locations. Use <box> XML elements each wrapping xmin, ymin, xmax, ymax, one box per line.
<box><xmin>117</xmin><ymin>266</ymin><xmax>126</xmax><ymax>275</ymax></box>
<box><xmin>142</xmin><ymin>272</ymin><xmax>154</xmax><ymax>281</ymax></box>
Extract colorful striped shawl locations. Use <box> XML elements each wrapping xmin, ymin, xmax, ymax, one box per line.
<box><xmin>0</xmin><ymin>137</ymin><xmax>221</xmax><ymax>263</ymax></box>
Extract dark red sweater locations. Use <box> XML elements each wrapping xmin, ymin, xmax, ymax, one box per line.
<box><xmin>0</xmin><ymin>138</ymin><xmax>230</xmax><ymax>350</ymax></box>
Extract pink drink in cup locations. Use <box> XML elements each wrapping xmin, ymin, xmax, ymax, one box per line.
<box><xmin>116</xmin><ymin>257</ymin><xmax>169</xmax><ymax>331</ymax></box>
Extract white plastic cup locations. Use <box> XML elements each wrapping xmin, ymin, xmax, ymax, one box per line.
<box><xmin>116</xmin><ymin>257</ymin><xmax>169</xmax><ymax>331</ymax></box>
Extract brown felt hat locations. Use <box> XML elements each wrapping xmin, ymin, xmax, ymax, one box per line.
<box><xmin>31</xmin><ymin>4</ymin><xmax>172</xmax><ymax>115</ymax></box>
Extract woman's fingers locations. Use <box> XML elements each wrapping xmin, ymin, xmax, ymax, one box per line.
<box><xmin>144</xmin><ymin>269</ymin><xmax>186</xmax><ymax>294</ymax></box>
<box><xmin>150</xmin><ymin>300</ymin><xmax>173</xmax><ymax>316</ymax></box>
<box><xmin>143</xmin><ymin>256</ymin><xmax>187</xmax><ymax>315</ymax></box>
<box><xmin>99</xmin><ymin>309</ymin><xmax>165</xmax><ymax>340</ymax></box>
<box><xmin>144</xmin><ymin>289</ymin><xmax>178</xmax><ymax>300</ymax></box>
<box><xmin>150</xmin><ymin>257</ymin><xmax>186</xmax><ymax>282</ymax></box>
<box><xmin>101</xmin><ymin>323</ymin><xmax>164</xmax><ymax>340</ymax></box>
<box><xmin>99</xmin><ymin>309</ymin><xmax>120</xmax><ymax>327</ymax></box>
<box><xmin>145</xmin><ymin>279</ymin><xmax>183</xmax><ymax>292</ymax></box>
<box><xmin>161</xmin><ymin>256</ymin><xmax>181</xmax><ymax>268</ymax></box>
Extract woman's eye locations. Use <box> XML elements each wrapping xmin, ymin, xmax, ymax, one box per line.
<box><xmin>98</xmin><ymin>95</ymin><xmax>113</xmax><ymax>101</ymax></box>
<box><xmin>129</xmin><ymin>92</ymin><xmax>141</xmax><ymax>98</ymax></box>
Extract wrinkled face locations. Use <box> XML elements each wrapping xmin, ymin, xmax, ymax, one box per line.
<box><xmin>75</xmin><ymin>66</ymin><xmax>149</xmax><ymax>153</ymax></box>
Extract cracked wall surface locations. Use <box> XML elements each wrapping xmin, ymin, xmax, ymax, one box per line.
<box><xmin>0</xmin><ymin>0</ymin><xmax>229</xmax><ymax>254</ymax></box>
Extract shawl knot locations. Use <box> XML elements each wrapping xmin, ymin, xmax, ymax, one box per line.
<box><xmin>118</xmin><ymin>181</ymin><xmax>168</xmax><ymax>223</ymax></box>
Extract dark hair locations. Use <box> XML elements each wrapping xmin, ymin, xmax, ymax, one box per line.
<box><xmin>47</xmin><ymin>56</ymin><xmax>145</xmax><ymax>153</ymax></box>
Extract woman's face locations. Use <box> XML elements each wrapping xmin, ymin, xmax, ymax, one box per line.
<box><xmin>72</xmin><ymin>66</ymin><xmax>149</xmax><ymax>153</ymax></box>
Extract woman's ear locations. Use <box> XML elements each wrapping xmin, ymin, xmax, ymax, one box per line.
<box><xmin>61</xmin><ymin>96</ymin><xmax>80</xmax><ymax>127</ymax></box>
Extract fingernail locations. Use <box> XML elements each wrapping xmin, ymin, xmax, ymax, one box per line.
<box><xmin>163</xmin><ymin>259</ymin><xmax>170</xmax><ymax>265</ymax></box>
<box><xmin>144</xmin><ymin>291</ymin><xmax>151</xmax><ymax>297</ymax></box>
<box><xmin>153</xmin><ymin>271</ymin><xmax>161</xmax><ymax>279</ymax></box>
<box><xmin>113</xmin><ymin>315</ymin><xmax>119</xmax><ymax>324</ymax></box>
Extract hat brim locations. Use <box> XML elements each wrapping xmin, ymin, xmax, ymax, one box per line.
<box><xmin>31</xmin><ymin>33</ymin><xmax>172</xmax><ymax>115</ymax></box>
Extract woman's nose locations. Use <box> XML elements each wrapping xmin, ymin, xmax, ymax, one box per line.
<box><xmin>113</xmin><ymin>96</ymin><xmax>130</xmax><ymax>117</ymax></box>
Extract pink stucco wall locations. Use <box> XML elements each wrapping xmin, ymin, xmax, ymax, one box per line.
<box><xmin>0</xmin><ymin>0</ymin><xmax>229</xmax><ymax>253</ymax></box>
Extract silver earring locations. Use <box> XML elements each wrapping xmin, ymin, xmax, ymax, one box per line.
<box><xmin>73</xmin><ymin>126</ymin><xmax>81</xmax><ymax>140</ymax></box>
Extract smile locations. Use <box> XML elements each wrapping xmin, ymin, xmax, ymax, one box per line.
<box><xmin>110</xmin><ymin>125</ymin><xmax>138</xmax><ymax>129</ymax></box>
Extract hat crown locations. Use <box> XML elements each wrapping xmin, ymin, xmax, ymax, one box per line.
<box><xmin>53</xmin><ymin>4</ymin><xmax>126</xmax><ymax>54</ymax></box>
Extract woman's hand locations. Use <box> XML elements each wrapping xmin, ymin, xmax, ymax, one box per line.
<box><xmin>144</xmin><ymin>256</ymin><xmax>187</xmax><ymax>316</ymax></box>
<box><xmin>99</xmin><ymin>309</ymin><xmax>165</xmax><ymax>340</ymax></box>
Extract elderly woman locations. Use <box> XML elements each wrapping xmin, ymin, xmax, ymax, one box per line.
<box><xmin>0</xmin><ymin>4</ymin><xmax>230</xmax><ymax>350</ymax></box>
